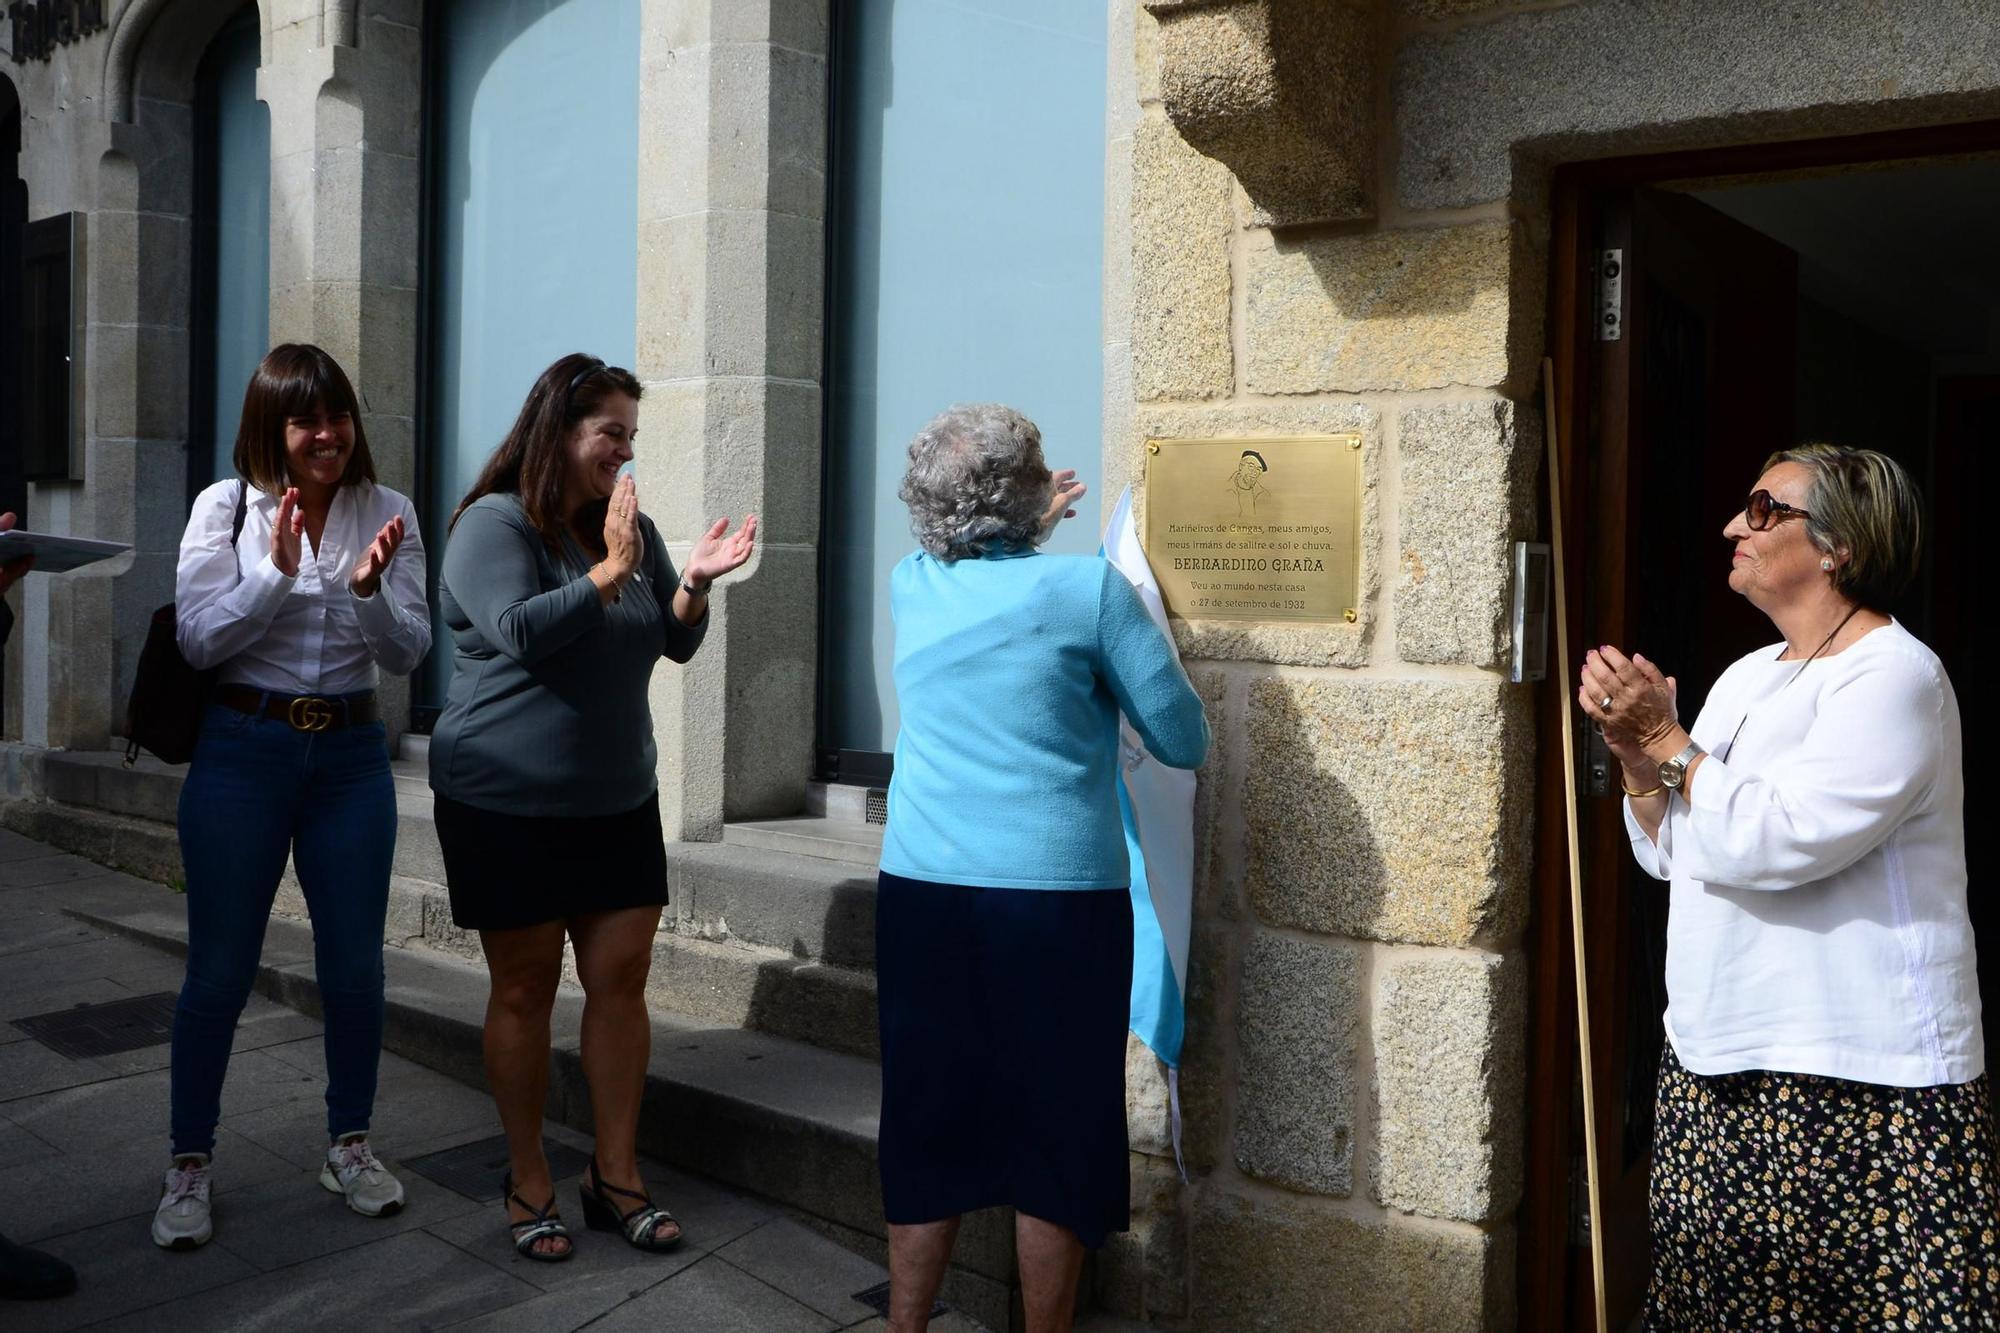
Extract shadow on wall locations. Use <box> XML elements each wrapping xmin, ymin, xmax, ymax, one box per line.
<box><xmin>1233</xmin><ymin>215</ymin><xmax>1528</xmax><ymax>398</ymax></box>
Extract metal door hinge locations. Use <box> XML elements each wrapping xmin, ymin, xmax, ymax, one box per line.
<box><xmin>1597</xmin><ymin>248</ymin><xmax>1623</xmax><ymax>342</ymax></box>
<box><xmin>1569</xmin><ymin>1156</ymin><xmax>1595</xmax><ymax>1245</ymax></box>
<box><xmin>1583</xmin><ymin>721</ymin><xmax>1613</xmax><ymax>798</ymax></box>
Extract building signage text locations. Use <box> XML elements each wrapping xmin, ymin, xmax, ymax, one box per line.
<box><xmin>1142</xmin><ymin>434</ymin><xmax>1364</xmax><ymax>625</ymax></box>
<box><xmin>8</xmin><ymin>0</ymin><xmax>106</xmax><ymax>65</ymax></box>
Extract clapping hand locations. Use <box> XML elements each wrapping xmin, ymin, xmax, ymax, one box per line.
<box><xmin>1040</xmin><ymin>469</ymin><xmax>1088</xmax><ymax>537</ymax></box>
<box><xmin>271</xmin><ymin>488</ymin><xmax>307</xmax><ymax>578</ymax></box>
<box><xmin>0</xmin><ymin>512</ymin><xmax>33</xmax><ymax>594</ymax></box>
<box><xmin>683</xmin><ymin>514</ymin><xmax>759</xmax><ymax>590</ymax></box>
<box><xmin>1579</xmin><ymin>644</ymin><xmax>1680</xmax><ymax>770</ymax></box>
<box><xmin>601</xmin><ymin>475</ymin><xmax>646</xmax><ymax>579</ymax></box>
<box><xmin>350</xmin><ymin>515</ymin><xmax>406</xmax><ymax>599</ymax></box>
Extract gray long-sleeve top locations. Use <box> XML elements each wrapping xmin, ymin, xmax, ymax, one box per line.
<box><xmin>427</xmin><ymin>493</ymin><xmax>706</xmax><ymax>817</ymax></box>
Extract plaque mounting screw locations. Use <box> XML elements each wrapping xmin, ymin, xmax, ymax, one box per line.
<box><xmin>1347</xmin><ymin>437</ymin><xmax>1361</xmax><ymax>450</ymax></box>
<box><xmin>1344</xmin><ymin>609</ymin><xmax>1358</xmax><ymax>623</ymax></box>
<box><xmin>1147</xmin><ymin>442</ymin><xmax>1160</xmax><ymax>454</ymax></box>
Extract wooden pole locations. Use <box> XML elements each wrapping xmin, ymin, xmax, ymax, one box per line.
<box><xmin>1544</xmin><ymin>355</ymin><xmax>1610</xmax><ymax>1330</ymax></box>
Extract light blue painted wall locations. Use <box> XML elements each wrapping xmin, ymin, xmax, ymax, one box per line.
<box><xmin>824</xmin><ymin>0</ymin><xmax>1109</xmax><ymax>756</ymax></box>
<box><xmin>425</xmin><ymin>0</ymin><xmax>641</xmax><ymax>702</ymax></box>
<box><xmin>197</xmin><ymin>8</ymin><xmax>269</xmax><ymax>488</ymax></box>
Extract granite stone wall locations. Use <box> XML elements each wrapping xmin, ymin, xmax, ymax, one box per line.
<box><xmin>1100</xmin><ymin>0</ymin><xmax>2000</xmax><ymax>1326</ymax></box>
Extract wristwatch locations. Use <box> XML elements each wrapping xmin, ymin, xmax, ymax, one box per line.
<box><xmin>681</xmin><ymin>575</ymin><xmax>711</xmax><ymax>599</ymax></box>
<box><xmin>1656</xmin><ymin>741</ymin><xmax>1704</xmax><ymax>792</ymax></box>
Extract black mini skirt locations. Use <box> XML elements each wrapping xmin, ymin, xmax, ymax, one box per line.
<box><xmin>434</xmin><ymin>790</ymin><xmax>669</xmax><ymax>932</ymax></box>
<box><xmin>874</xmin><ymin>871</ymin><xmax>1134</xmax><ymax>1248</ymax></box>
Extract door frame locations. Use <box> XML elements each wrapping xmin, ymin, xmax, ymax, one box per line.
<box><xmin>1522</xmin><ymin>115</ymin><xmax>2000</xmax><ymax>1331</ymax></box>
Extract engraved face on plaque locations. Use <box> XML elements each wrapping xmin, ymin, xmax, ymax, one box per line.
<box><xmin>1142</xmin><ymin>435</ymin><xmax>1362</xmax><ymax>624</ymax></box>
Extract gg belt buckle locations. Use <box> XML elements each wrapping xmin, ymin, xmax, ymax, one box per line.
<box><xmin>287</xmin><ymin>696</ymin><xmax>335</xmax><ymax>732</ymax></box>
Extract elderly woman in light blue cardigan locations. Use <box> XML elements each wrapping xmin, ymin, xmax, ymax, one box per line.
<box><xmin>875</xmin><ymin>404</ymin><xmax>1210</xmax><ymax>1333</ymax></box>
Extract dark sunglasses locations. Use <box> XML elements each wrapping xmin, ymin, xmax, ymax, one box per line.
<box><xmin>1745</xmin><ymin>489</ymin><xmax>1812</xmax><ymax>532</ymax></box>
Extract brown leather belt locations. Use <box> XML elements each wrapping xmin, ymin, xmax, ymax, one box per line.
<box><xmin>214</xmin><ymin>686</ymin><xmax>379</xmax><ymax>733</ymax></box>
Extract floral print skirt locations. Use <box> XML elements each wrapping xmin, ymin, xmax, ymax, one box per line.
<box><xmin>1646</xmin><ymin>1043</ymin><xmax>2000</xmax><ymax>1329</ymax></box>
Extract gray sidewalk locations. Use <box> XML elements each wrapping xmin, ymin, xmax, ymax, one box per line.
<box><xmin>0</xmin><ymin>826</ymin><xmax>1011</xmax><ymax>1332</ymax></box>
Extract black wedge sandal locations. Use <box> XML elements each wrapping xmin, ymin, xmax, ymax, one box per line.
<box><xmin>578</xmin><ymin>1158</ymin><xmax>684</xmax><ymax>1252</ymax></box>
<box><xmin>502</xmin><ymin>1172</ymin><xmax>574</xmax><ymax>1263</ymax></box>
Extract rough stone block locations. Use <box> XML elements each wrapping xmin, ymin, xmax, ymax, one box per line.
<box><xmin>1396</xmin><ymin>0</ymin><xmax>1558</xmax><ymax>15</ymax></box>
<box><xmin>637</xmin><ymin>210</ymin><xmax>823</xmax><ymax>384</ymax></box>
<box><xmin>1133</xmin><ymin>401</ymin><xmax>1380</xmax><ymax>666</ymax></box>
<box><xmin>1131</xmin><ymin>115</ymin><xmax>1234</xmax><ymax>402</ymax></box>
<box><xmin>639</xmin><ymin>376</ymin><xmax>823</xmax><ymax>544</ymax></box>
<box><xmin>1243</xmin><ymin>676</ymin><xmax>1532</xmax><ymax>946</ymax></box>
<box><xmin>720</xmin><ymin>547</ymin><xmax>819</xmax><ymax>820</ymax></box>
<box><xmin>1233</xmin><ymin>931</ymin><xmax>1360</xmax><ymax>1194</ymax></box>
<box><xmin>1178</xmin><ymin>923</ymin><xmax>1233</xmax><ymax>1171</ymax></box>
<box><xmin>418</xmin><ymin>894</ymin><xmax>482</xmax><ymax>963</ymax></box>
<box><xmin>650</xmin><ymin>0</ymin><xmax>831</xmax><ymax>53</ymax></box>
<box><xmin>1395</xmin><ymin>399</ymin><xmax>1539</xmax><ymax>667</ymax></box>
<box><xmin>1244</xmin><ymin>221</ymin><xmax>1514</xmax><ymax>394</ymax></box>
<box><xmin>1393</xmin><ymin>0</ymin><xmax>2000</xmax><ymax>210</ymax></box>
<box><xmin>358</xmin><ymin>149</ymin><xmax>422</xmax><ymax>292</ymax></box>
<box><xmin>639</xmin><ymin>39</ymin><xmax>825</xmax><ymax>221</ymax></box>
<box><xmin>1150</xmin><ymin>0</ymin><xmax>1376</xmax><ymax>226</ymax></box>
<box><xmin>1190</xmin><ymin>1191</ymin><xmax>1513</xmax><ymax>1332</ymax></box>
<box><xmin>1134</xmin><ymin>3</ymin><xmax>1161</xmax><ymax>105</ymax></box>
<box><xmin>1125</xmin><ymin>1034</ymin><xmax>1174</xmax><ymax>1158</ymax></box>
<box><xmin>1097</xmin><ymin>1153</ymin><xmax>1189</xmax><ymax>1321</ymax></box>
<box><xmin>1188</xmin><ymin>665</ymin><xmax>1239</xmax><ymax>922</ymax></box>
<box><xmin>1374</xmin><ymin>949</ymin><xmax>1526</xmax><ymax>1223</ymax></box>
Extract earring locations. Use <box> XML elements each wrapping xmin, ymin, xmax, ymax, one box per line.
<box><xmin>1820</xmin><ymin>559</ymin><xmax>1834</xmax><ymax>571</ymax></box>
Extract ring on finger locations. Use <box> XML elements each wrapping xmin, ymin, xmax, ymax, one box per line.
<box><xmin>1601</xmin><ymin>695</ymin><xmax>1613</xmax><ymax>710</ymax></box>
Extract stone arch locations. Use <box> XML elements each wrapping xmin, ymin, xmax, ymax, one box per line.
<box><xmin>105</xmin><ymin>0</ymin><xmax>268</xmax><ymax>122</ymax></box>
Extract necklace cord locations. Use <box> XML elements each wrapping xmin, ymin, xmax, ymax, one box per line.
<box><xmin>1720</xmin><ymin>602</ymin><xmax>1864</xmax><ymax>761</ymax></box>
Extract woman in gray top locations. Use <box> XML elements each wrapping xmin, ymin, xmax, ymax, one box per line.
<box><xmin>429</xmin><ymin>353</ymin><xmax>756</xmax><ymax>1263</ymax></box>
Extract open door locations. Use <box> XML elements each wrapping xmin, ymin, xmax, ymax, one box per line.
<box><xmin>1574</xmin><ymin>187</ymin><xmax>1800</xmax><ymax>1322</ymax></box>
<box><xmin>1530</xmin><ymin>124</ymin><xmax>2000</xmax><ymax>1332</ymax></box>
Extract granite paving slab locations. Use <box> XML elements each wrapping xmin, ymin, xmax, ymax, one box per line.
<box><xmin>86</xmin><ymin>1228</ymin><xmax>543</xmax><ymax>1333</ymax></box>
<box><xmin>585</xmin><ymin>1253</ymin><xmax>838</xmax><ymax>1332</ymax></box>
<box><xmin>715</xmin><ymin>1215</ymin><xmax>894</xmax><ymax>1323</ymax></box>
<box><xmin>3</xmin><ymin>1207</ymin><xmax>262</xmax><ymax>1333</ymax></box>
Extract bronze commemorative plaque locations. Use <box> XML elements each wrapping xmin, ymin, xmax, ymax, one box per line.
<box><xmin>1142</xmin><ymin>434</ymin><xmax>1362</xmax><ymax>624</ymax></box>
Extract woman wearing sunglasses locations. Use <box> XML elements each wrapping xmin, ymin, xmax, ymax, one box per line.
<box><xmin>1581</xmin><ymin>444</ymin><xmax>1997</xmax><ymax>1327</ymax></box>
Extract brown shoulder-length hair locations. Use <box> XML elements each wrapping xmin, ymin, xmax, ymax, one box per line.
<box><xmin>232</xmin><ymin>344</ymin><xmax>377</xmax><ymax>494</ymax></box>
<box><xmin>449</xmin><ymin>353</ymin><xmax>643</xmax><ymax>545</ymax></box>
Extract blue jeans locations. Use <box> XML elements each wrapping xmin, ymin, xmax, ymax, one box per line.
<box><xmin>171</xmin><ymin>699</ymin><xmax>396</xmax><ymax>1156</ymax></box>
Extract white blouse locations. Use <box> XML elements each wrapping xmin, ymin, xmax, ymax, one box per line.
<box><xmin>1625</xmin><ymin>620</ymin><xmax>1982</xmax><ymax>1088</ymax></box>
<box><xmin>176</xmin><ymin>478</ymin><xmax>431</xmax><ymax>695</ymax></box>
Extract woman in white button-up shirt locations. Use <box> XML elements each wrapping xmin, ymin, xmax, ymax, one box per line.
<box><xmin>151</xmin><ymin>345</ymin><xmax>430</xmax><ymax>1254</ymax></box>
<box><xmin>1584</xmin><ymin>444</ymin><xmax>1998</xmax><ymax>1327</ymax></box>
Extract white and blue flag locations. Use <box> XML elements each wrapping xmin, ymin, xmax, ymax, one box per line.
<box><xmin>1101</xmin><ymin>486</ymin><xmax>1197</xmax><ymax>1167</ymax></box>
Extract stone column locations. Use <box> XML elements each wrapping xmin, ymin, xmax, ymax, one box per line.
<box><xmin>637</xmin><ymin>0</ymin><xmax>829</xmax><ymax>839</ymax></box>
<box><xmin>259</xmin><ymin>0</ymin><xmax>422</xmax><ymax>743</ymax></box>
<box><xmin>1103</xmin><ymin>3</ymin><xmax>1537</xmax><ymax>1326</ymax></box>
<box><xmin>10</xmin><ymin>25</ymin><xmax>198</xmax><ymax>751</ymax></box>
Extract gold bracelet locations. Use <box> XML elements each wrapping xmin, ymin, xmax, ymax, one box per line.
<box><xmin>1620</xmin><ymin>778</ymin><xmax>1664</xmax><ymax>798</ymax></box>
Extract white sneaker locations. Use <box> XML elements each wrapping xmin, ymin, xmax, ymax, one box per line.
<box><xmin>152</xmin><ymin>1154</ymin><xmax>213</xmax><ymax>1250</ymax></box>
<box><xmin>319</xmin><ymin>1135</ymin><xmax>405</xmax><ymax>1217</ymax></box>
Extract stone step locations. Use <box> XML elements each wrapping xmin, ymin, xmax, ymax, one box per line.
<box><xmin>345</xmin><ymin>874</ymin><xmax>882</xmax><ymax>1061</ymax></box>
<box><xmin>61</xmin><ymin>884</ymin><xmax>1019</xmax><ymax>1331</ymax></box>
<box><xmin>0</xmin><ymin>795</ymin><xmax>185</xmax><ymax>885</ymax></box>
<box><xmin>723</xmin><ymin>814</ymin><xmax>883</xmax><ymax>867</ymax></box>
<box><xmin>39</xmin><ymin>747</ymin><xmax>188</xmax><ymax>826</ymax></box>
<box><xmin>664</xmin><ymin>840</ymin><xmax>879</xmax><ymax>969</ymax></box>
<box><xmin>17</xmin><ymin>750</ymin><xmax>887</xmax><ymax>1045</ymax></box>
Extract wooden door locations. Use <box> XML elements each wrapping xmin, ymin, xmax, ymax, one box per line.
<box><xmin>1578</xmin><ymin>186</ymin><xmax>1800</xmax><ymax>1323</ymax></box>
<box><xmin>1931</xmin><ymin>377</ymin><xmax>2000</xmax><ymax>1084</ymax></box>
